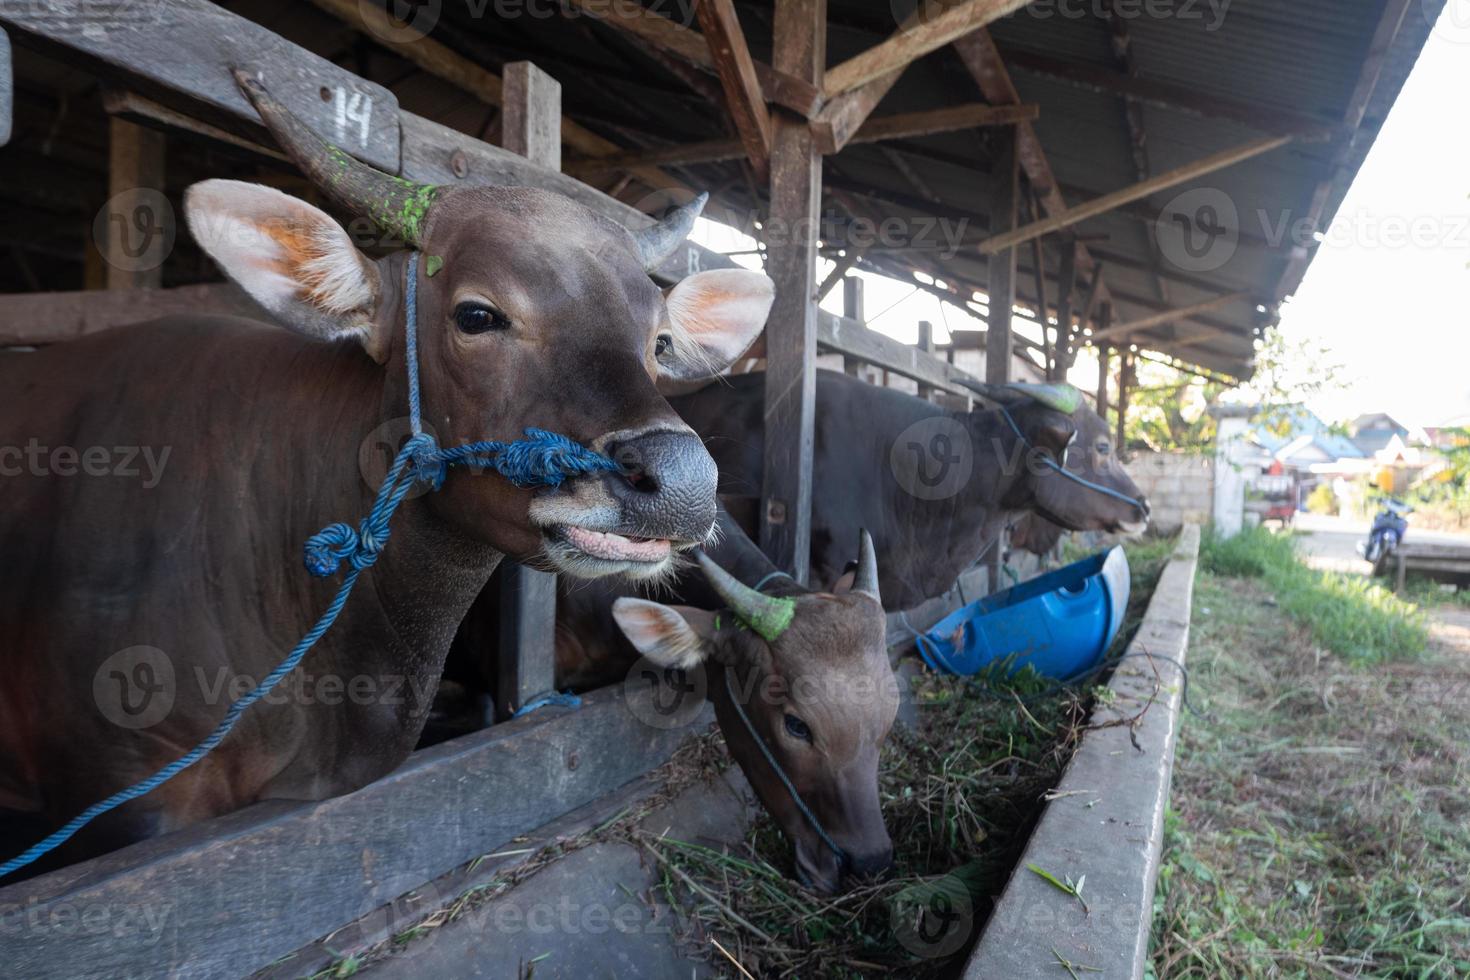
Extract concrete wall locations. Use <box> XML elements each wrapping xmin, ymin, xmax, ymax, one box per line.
<box><xmin>1129</xmin><ymin>451</ymin><xmax>1215</xmax><ymax>533</ymax></box>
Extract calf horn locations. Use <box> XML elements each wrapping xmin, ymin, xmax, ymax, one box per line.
<box><xmin>852</xmin><ymin>529</ymin><xmax>880</xmax><ymax>601</ymax></box>
<box><xmin>697</xmin><ymin>552</ymin><xmax>795</xmax><ymax>643</ymax></box>
<box><xmin>631</xmin><ymin>192</ymin><xmax>708</xmax><ymax>271</ymax></box>
<box><xmin>233</xmin><ymin>69</ymin><xmax>438</xmax><ymax>249</ymax></box>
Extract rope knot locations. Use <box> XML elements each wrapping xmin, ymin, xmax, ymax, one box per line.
<box><xmin>304</xmin><ymin>519</ymin><xmax>389</xmax><ymax>577</ymax></box>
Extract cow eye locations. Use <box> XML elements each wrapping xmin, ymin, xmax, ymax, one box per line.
<box><xmin>783</xmin><ymin>713</ymin><xmax>812</xmax><ymax>742</ymax></box>
<box><xmin>454</xmin><ymin>302</ymin><xmax>510</xmax><ymax>335</ymax></box>
<box><xmin>1097</xmin><ymin>442</ymin><xmax>1111</xmax><ymax>456</ymax></box>
<box><xmin>654</xmin><ymin>334</ymin><xmax>673</xmax><ymax>357</ymax></box>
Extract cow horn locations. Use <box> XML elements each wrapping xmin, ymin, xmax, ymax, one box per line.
<box><xmin>631</xmin><ymin>192</ymin><xmax>708</xmax><ymax>271</ymax></box>
<box><xmin>852</xmin><ymin>529</ymin><xmax>880</xmax><ymax>601</ymax></box>
<box><xmin>233</xmin><ymin>69</ymin><xmax>438</xmax><ymax>248</ymax></box>
<box><xmin>697</xmin><ymin>552</ymin><xmax>795</xmax><ymax>643</ymax></box>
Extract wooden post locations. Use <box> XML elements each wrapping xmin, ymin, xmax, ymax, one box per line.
<box><xmin>502</xmin><ymin>61</ymin><xmax>561</xmax><ymax>170</ymax></box>
<box><xmin>986</xmin><ymin>128</ymin><xmax>1018</xmax><ymax>387</ymax></box>
<box><xmin>105</xmin><ymin>117</ymin><xmax>166</xmax><ymax>290</ymax></box>
<box><xmin>760</xmin><ymin>0</ymin><xmax>825</xmax><ymax>583</ymax></box>
<box><xmin>842</xmin><ymin>274</ymin><xmax>864</xmax><ymax>377</ymax></box>
<box><xmin>986</xmin><ymin>127</ymin><xmax>1018</xmax><ymax>590</ymax></box>
<box><xmin>1096</xmin><ymin>341</ymin><xmax>1111</xmax><ymax>424</ymax></box>
<box><xmin>1052</xmin><ymin>245</ymin><xmax>1077</xmax><ymax>381</ymax></box>
<box><xmin>496</xmin><ymin>61</ymin><xmax>561</xmax><ymax>718</ymax></box>
<box><xmin>917</xmin><ymin>319</ymin><xmax>935</xmax><ymax>400</ymax></box>
<box><xmin>1115</xmin><ymin>347</ymin><xmax>1134</xmax><ymax>453</ymax></box>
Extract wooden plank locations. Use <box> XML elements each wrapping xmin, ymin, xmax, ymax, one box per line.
<box><xmin>104</xmin><ymin>89</ymin><xmax>288</xmax><ymax>163</ymax></box>
<box><xmin>501</xmin><ymin>61</ymin><xmax>561</xmax><ymax>172</ymax></box>
<box><xmin>822</xmin><ymin>0</ymin><xmax>1033</xmax><ymax>98</ymax></box>
<box><xmin>1115</xmin><ymin>347</ymin><xmax>1134</xmax><ymax>450</ymax></box>
<box><xmin>695</xmin><ymin>0</ymin><xmax>772</xmax><ymax>181</ymax></box>
<box><xmin>1050</xmin><ymin>242</ymin><xmax>1075</xmax><ymax>380</ymax></box>
<box><xmin>0</xmin><ymin>27</ymin><xmax>11</xmax><ymax>147</ymax></box>
<box><xmin>842</xmin><ymin>275</ymin><xmax>864</xmax><ymax>377</ymax></box>
<box><xmin>495</xmin><ymin>565</ymin><xmax>558</xmax><ymax>718</ymax></box>
<box><xmin>1089</xmin><ymin>291</ymin><xmax>1250</xmax><ymax>343</ymax></box>
<box><xmin>985</xmin><ymin>126</ymin><xmax>1017</xmax><ymax>387</ymax></box>
<box><xmin>0</xmin><ymin>688</ymin><xmax>709</xmax><ymax>980</ymax></box>
<box><xmin>305</xmin><ymin>0</ymin><xmax>683</xmax><ymax>194</ymax></box>
<box><xmin>917</xmin><ymin>319</ymin><xmax>936</xmax><ymax>400</ymax></box>
<box><xmin>0</xmin><ymin>0</ymin><xmax>401</xmax><ymax>172</ymax></box>
<box><xmin>760</xmin><ymin>0</ymin><xmax>825</xmax><ymax>583</ymax></box>
<box><xmin>818</xmin><ymin>311</ymin><xmax>979</xmax><ymax>397</ymax></box>
<box><xmin>1096</xmin><ymin>338</ymin><xmax>1111</xmax><ymax>420</ymax></box>
<box><xmin>563</xmin><ymin>0</ymin><xmax>822</xmax><ymax>118</ymax></box>
<box><xmin>0</xmin><ymin>283</ymin><xmax>262</xmax><ymax>346</ymax></box>
<box><xmin>979</xmin><ymin>135</ymin><xmax>1294</xmax><ymax>255</ymax></box>
<box><xmin>104</xmin><ymin>118</ymin><xmax>167</xmax><ymax>290</ymax></box>
<box><xmin>494</xmin><ymin>60</ymin><xmax>563</xmax><ymax>718</ymax></box>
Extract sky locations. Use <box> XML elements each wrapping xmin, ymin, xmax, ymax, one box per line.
<box><xmin>693</xmin><ymin>3</ymin><xmax>1470</xmax><ymax>429</ymax></box>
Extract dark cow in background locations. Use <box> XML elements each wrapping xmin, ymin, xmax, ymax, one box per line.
<box><xmin>0</xmin><ymin>76</ymin><xmax>772</xmax><ymax>869</ymax></box>
<box><xmin>672</xmin><ymin>370</ymin><xmax>1148</xmax><ymax>610</ymax></box>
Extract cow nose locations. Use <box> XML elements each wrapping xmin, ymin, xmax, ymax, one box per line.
<box><xmin>605</xmin><ymin>430</ymin><xmax>718</xmax><ymax>542</ymax></box>
<box><xmin>844</xmin><ymin>845</ymin><xmax>895</xmax><ymax>881</ymax></box>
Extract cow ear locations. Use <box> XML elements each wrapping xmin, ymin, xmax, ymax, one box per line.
<box><xmin>660</xmin><ymin>269</ymin><xmax>774</xmax><ymax>380</ymax></box>
<box><xmin>611</xmin><ymin>598</ymin><xmax>718</xmax><ymax>670</ymax></box>
<box><xmin>1029</xmin><ymin>410</ymin><xmax>1078</xmax><ymax>461</ymax></box>
<box><xmin>184</xmin><ymin>180</ymin><xmax>388</xmax><ymax>362</ymax></box>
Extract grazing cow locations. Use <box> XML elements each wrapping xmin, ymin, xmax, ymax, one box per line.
<box><xmin>540</xmin><ymin>512</ymin><xmax>897</xmax><ymax>894</ymax></box>
<box><xmin>0</xmin><ymin>75</ymin><xmax>773</xmax><ymax>867</ymax></box>
<box><xmin>672</xmin><ymin>370</ymin><xmax>1148</xmax><ymax>609</ymax></box>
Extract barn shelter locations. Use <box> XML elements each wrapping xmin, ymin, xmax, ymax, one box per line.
<box><xmin>0</xmin><ymin>0</ymin><xmax>1439</xmax><ymax>974</ymax></box>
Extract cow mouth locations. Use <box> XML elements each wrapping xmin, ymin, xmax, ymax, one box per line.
<box><xmin>557</xmin><ymin>525</ymin><xmax>672</xmax><ymax>563</ymax></box>
<box><xmin>541</xmin><ymin>523</ymin><xmax>690</xmax><ymax>580</ymax></box>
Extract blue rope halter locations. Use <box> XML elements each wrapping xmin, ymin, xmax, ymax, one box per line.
<box><xmin>0</xmin><ymin>253</ymin><xmax>613</xmax><ymax>879</ymax></box>
<box><xmin>998</xmin><ymin>407</ymin><xmax>1149</xmax><ymax>514</ymax></box>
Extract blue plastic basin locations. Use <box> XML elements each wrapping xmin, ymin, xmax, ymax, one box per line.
<box><xmin>917</xmin><ymin>547</ymin><xmax>1131</xmax><ymax>682</ymax></box>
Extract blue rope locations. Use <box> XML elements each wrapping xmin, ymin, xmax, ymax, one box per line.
<box><xmin>1</xmin><ymin>252</ymin><xmax>612</xmax><ymax>879</ymax></box>
<box><xmin>999</xmin><ymin>408</ymin><xmax>1148</xmax><ymax>514</ymax></box>
<box><xmin>511</xmin><ymin>690</ymin><xmax>583</xmax><ymax>718</ymax></box>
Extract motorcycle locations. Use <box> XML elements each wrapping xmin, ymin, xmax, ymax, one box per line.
<box><xmin>1359</xmin><ymin>496</ymin><xmax>1412</xmax><ymax>564</ymax></box>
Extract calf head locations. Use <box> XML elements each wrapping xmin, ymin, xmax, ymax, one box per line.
<box><xmin>984</xmin><ymin>384</ymin><xmax>1150</xmax><ymax>535</ymax></box>
<box><xmin>184</xmin><ymin>73</ymin><xmax>772</xmax><ymax>581</ymax></box>
<box><xmin>611</xmin><ymin>533</ymin><xmax>897</xmax><ymax>894</ymax></box>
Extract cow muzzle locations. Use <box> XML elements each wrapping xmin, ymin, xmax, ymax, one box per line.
<box><xmin>531</xmin><ymin>428</ymin><xmax>718</xmax><ymax>580</ymax></box>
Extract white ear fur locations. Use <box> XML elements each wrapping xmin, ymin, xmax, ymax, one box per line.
<box><xmin>184</xmin><ymin>179</ymin><xmax>385</xmax><ymax>358</ymax></box>
<box><xmin>611</xmin><ymin>598</ymin><xmax>711</xmax><ymax>670</ymax></box>
<box><xmin>661</xmin><ymin>268</ymin><xmax>774</xmax><ymax>380</ymax></box>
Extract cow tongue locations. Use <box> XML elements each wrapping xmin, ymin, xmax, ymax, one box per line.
<box><xmin>563</xmin><ymin>526</ymin><xmax>671</xmax><ymax>562</ymax></box>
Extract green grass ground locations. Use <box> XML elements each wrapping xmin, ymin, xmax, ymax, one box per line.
<box><xmin>1149</xmin><ymin>562</ymin><xmax>1470</xmax><ymax>977</ymax></box>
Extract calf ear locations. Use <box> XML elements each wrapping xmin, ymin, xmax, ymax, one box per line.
<box><xmin>611</xmin><ymin>598</ymin><xmax>718</xmax><ymax>670</ymax></box>
<box><xmin>184</xmin><ymin>180</ymin><xmax>388</xmax><ymax>361</ymax></box>
<box><xmin>661</xmin><ymin>269</ymin><xmax>774</xmax><ymax>380</ymax></box>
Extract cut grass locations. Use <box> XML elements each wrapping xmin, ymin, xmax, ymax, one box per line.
<box><xmin>1202</xmin><ymin>526</ymin><xmax>1427</xmax><ymax>663</ymax></box>
<box><xmin>1149</xmin><ymin>573</ymin><xmax>1470</xmax><ymax>978</ymax></box>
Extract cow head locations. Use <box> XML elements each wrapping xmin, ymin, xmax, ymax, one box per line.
<box><xmin>984</xmin><ymin>384</ymin><xmax>1149</xmax><ymax>536</ymax></box>
<box><xmin>183</xmin><ymin>72</ymin><xmax>772</xmax><ymax>581</ymax></box>
<box><xmin>611</xmin><ymin>533</ymin><xmax>897</xmax><ymax>894</ymax></box>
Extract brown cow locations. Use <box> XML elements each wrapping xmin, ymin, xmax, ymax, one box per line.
<box><xmin>0</xmin><ymin>75</ymin><xmax>772</xmax><ymax>869</ymax></box>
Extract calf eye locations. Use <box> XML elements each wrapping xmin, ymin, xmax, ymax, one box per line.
<box><xmin>654</xmin><ymin>334</ymin><xmax>673</xmax><ymax>357</ymax></box>
<box><xmin>454</xmin><ymin>302</ymin><xmax>510</xmax><ymax>335</ymax></box>
<box><xmin>783</xmin><ymin>713</ymin><xmax>812</xmax><ymax>742</ymax></box>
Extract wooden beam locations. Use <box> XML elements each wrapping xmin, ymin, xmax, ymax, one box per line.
<box><xmin>563</xmin><ymin>0</ymin><xmax>822</xmax><ymax>118</ymax></box>
<box><xmin>1096</xmin><ymin>337</ymin><xmax>1111</xmax><ymax>422</ymax></box>
<box><xmin>1050</xmin><ymin>242</ymin><xmax>1075</xmax><ymax>381</ymax></box>
<box><xmin>0</xmin><ymin>283</ymin><xmax>260</xmax><ymax>346</ymax></box>
<box><xmin>501</xmin><ymin>61</ymin><xmax>561</xmax><ymax>171</ymax></box>
<box><xmin>1115</xmin><ymin>347</ymin><xmax>1134</xmax><ymax>450</ymax></box>
<box><xmin>695</xmin><ymin>0</ymin><xmax>772</xmax><ymax>181</ymax></box>
<box><xmin>760</xmin><ymin>0</ymin><xmax>825</xmax><ymax>583</ymax></box>
<box><xmin>104</xmin><ymin>117</ymin><xmax>167</xmax><ymax>290</ymax></box>
<box><xmin>1089</xmin><ymin>291</ymin><xmax>1250</xmax><ymax>343</ymax></box>
<box><xmin>0</xmin><ymin>27</ymin><xmax>11</xmax><ymax>147</ymax></box>
<box><xmin>304</xmin><ymin>0</ymin><xmax>686</xmax><ymax>195</ymax></box>
<box><xmin>817</xmin><ymin>248</ymin><xmax>863</xmax><ymax>302</ymax></box>
<box><xmin>842</xmin><ymin>275</ymin><xmax>864</xmax><ymax>376</ymax></box>
<box><xmin>568</xmin><ymin>102</ymin><xmax>1037</xmax><ymax>176</ymax></box>
<box><xmin>978</xmin><ymin>135</ymin><xmax>1294</xmax><ymax>254</ymax></box>
<box><xmin>985</xmin><ymin>126</ymin><xmax>1018</xmax><ymax>386</ymax></box>
<box><xmin>823</xmin><ymin>0</ymin><xmax>1033</xmax><ymax>98</ymax></box>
